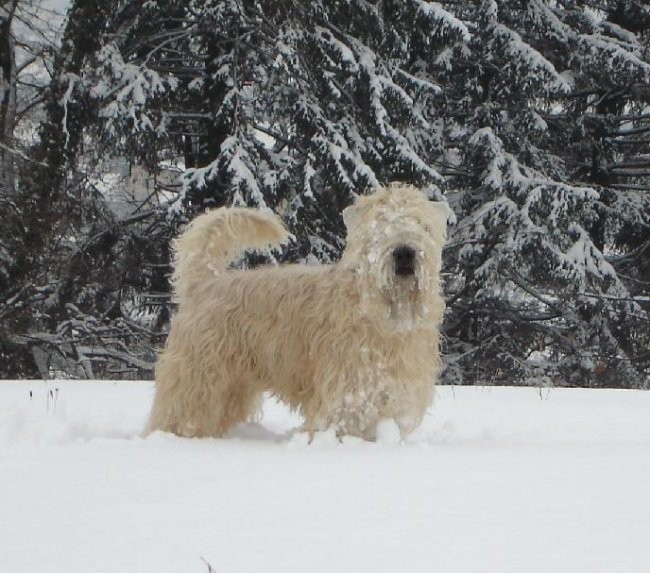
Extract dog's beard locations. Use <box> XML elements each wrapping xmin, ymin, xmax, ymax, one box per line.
<box><xmin>385</xmin><ymin>275</ymin><xmax>426</xmax><ymax>331</ymax></box>
<box><xmin>376</xmin><ymin>255</ymin><xmax>428</xmax><ymax>332</ymax></box>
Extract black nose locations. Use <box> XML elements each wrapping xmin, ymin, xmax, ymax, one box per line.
<box><xmin>393</xmin><ymin>245</ymin><xmax>416</xmax><ymax>276</ymax></box>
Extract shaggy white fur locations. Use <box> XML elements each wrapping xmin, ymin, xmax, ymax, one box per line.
<box><xmin>147</xmin><ymin>184</ymin><xmax>448</xmax><ymax>440</ymax></box>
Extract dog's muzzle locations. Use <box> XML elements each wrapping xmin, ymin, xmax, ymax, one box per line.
<box><xmin>392</xmin><ymin>245</ymin><xmax>417</xmax><ymax>277</ymax></box>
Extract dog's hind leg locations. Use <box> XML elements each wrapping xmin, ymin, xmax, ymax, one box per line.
<box><xmin>149</xmin><ymin>358</ymin><xmax>262</xmax><ymax>437</ymax></box>
<box><xmin>148</xmin><ymin>306</ymin><xmax>266</xmax><ymax>437</ymax></box>
<box><xmin>207</xmin><ymin>375</ymin><xmax>264</xmax><ymax>436</ymax></box>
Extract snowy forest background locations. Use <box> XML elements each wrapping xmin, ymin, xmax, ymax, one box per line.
<box><xmin>1</xmin><ymin>0</ymin><xmax>648</xmax><ymax>387</ymax></box>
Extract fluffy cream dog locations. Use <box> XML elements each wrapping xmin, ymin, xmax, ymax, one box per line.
<box><xmin>147</xmin><ymin>184</ymin><xmax>448</xmax><ymax>440</ymax></box>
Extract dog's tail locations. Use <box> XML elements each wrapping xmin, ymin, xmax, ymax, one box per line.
<box><xmin>172</xmin><ymin>207</ymin><xmax>291</xmax><ymax>304</ymax></box>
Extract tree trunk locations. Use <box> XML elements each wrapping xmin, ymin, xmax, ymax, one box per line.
<box><xmin>0</xmin><ymin>1</ymin><xmax>18</xmax><ymax>196</ymax></box>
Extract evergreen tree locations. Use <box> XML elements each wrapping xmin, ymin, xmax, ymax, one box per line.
<box><xmin>4</xmin><ymin>0</ymin><xmax>648</xmax><ymax>385</ymax></box>
<box><xmin>23</xmin><ymin>0</ymin><xmax>462</xmax><ymax>376</ymax></box>
<box><xmin>71</xmin><ymin>0</ymin><xmax>464</xmax><ymax>258</ymax></box>
<box><xmin>2</xmin><ymin>0</ymin><xmax>172</xmax><ymax>378</ymax></box>
<box><xmin>438</xmin><ymin>0</ymin><xmax>649</xmax><ymax>386</ymax></box>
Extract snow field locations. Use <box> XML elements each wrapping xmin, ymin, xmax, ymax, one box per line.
<box><xmin>1</xmin><ymin>381</ymin><xmax>649</xmax><ymax>573</ymax></box>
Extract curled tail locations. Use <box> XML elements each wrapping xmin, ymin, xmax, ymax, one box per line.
<box><xmin>172</xmin><ymin>207</ymin><xmax>291</xmax><ymax>304</ymax></box>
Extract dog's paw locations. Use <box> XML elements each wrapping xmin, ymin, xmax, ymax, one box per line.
<box><xmin>375</xmin><ymin>419</ymin><xmax>402</xmax><ymax>445</ymax></box>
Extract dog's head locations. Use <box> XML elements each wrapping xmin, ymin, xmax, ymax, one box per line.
<box><xmin>341</xmin><ymin>184</ymin><xmax>449</xmax><ymax>331</ymax></box>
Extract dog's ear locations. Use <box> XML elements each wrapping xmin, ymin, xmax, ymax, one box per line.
<box><xmin>343</xmin><ymin>202</ymin><xmax>363</xmax><ymax>231</ymax></box>
<box><xmin>428</xmin><ymin>201</ymin><xmax>453</xmax><ymax>223</ymax></box>
<box><xmin>343</xmin><ymin>193</ymin><xmax>378</xmax><ymax>230</ymax></box>
<box><xmin>425</xmin><ymin>201</ymin><xmax>452</xmax><ymax>244</ymax></box>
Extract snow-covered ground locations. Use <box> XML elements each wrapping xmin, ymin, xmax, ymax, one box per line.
<box><xmin>1</xmin><ymin>381</ymin><xmax>649</xmax><ymax>573</ymax></box>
